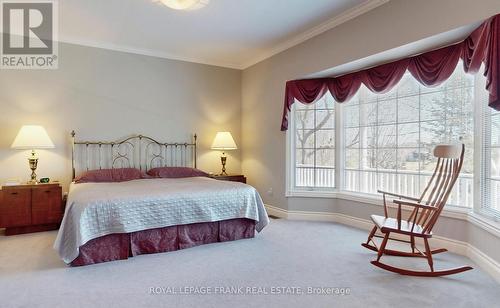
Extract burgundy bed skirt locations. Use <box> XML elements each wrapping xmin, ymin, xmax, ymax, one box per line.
<box><xmin>70</xmin><ymin>218</ymin><xmax>256</xmax><ymax>266</ymax></box>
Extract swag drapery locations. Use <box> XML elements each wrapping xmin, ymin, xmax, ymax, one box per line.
<box><xmin>281</xmin><ymin>13</ymin><xmax>500</xmax><ymax>131</ymax></box>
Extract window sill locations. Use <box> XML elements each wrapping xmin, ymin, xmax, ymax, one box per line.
<box><xmin>468</xmin><ymin>212</ymin><xmax>500</xmax><ymax>238</ymax></box>
<box><xmin>287</xmin><ymin>189</ymin><xmax>500</xmax><ymax>237</ymax></box>
<box><xmin>286</xmin><ymin>189</ymin><xmax>477</xmax><ymax>222</ymax></box>
<box><xmin>286</xmin><ymin>190</ymin><xmax>338</xmax><ymax>199</ymax></box>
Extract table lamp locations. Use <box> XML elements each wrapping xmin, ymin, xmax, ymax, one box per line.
<box><xmin>211</xmin><ymin>132</ymin><xmax>237</xmax><ymax>175</ymax></box>
<box><xmin>11</xmin><ymin>125</ymin><xmax>55</xmax><ymax>184</ymax></box>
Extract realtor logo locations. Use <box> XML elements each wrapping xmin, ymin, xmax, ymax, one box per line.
<box><xmin>1</xmin><ymin>0</ymin><xmax>58</xmax><ymax>69</ymax></box>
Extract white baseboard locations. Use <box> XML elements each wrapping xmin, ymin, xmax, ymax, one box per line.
<box><xmin>265</xmin><ymin>204</ymin><xmax>500</xmax><ymax>283</ymax></box>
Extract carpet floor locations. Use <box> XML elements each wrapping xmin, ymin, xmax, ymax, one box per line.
<box><xmin>0</xmin><ymin>219</ymin><xmax>498</xmax><ymax>308</ymax></box>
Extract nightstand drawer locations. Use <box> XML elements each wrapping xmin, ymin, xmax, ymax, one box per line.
<box><xmin>32</xmin><ymin>186</ymin><xmax>62</xmax><ymax>225</ymax></box>
<box><xmin>0</xmin><ymin>189</ymin><xmax>31</xmax><ymax>227</ymax></box>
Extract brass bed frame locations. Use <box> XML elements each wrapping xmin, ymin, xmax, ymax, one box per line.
<box><xmin>71</xmin><ymin>130</ymin><xmax>197</xmax><ymax>181</ymax></box>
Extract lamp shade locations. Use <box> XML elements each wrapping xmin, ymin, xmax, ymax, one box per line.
<box><xmin>11</xmin><ymin>125</ymin><xmax>55</xmax><ymax>149</ymax></box>
<box><xmin>211</xmin><ymin>132</ymin><xmax>237</xmax><ymax>150</ymax></box>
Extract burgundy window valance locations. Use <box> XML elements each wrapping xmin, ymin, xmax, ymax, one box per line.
<box><xmin>281</xmin><ymin>13</ymin><xmax>500</xmax><ymax>131</ymax></box>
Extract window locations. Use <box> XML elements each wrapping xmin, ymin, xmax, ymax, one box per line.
<box><xmin>343</xmin><ymin>65</ymin><xmax>475</xmax><ymax>207</ymax></box>
<box><xmin>287</xmin><ymin>61</ymin><xmax>500</xmax><ymax>218</ymax></box>
<box><xmin>292</xmin><ymin>93</ymin><xmax>335</xmax><ymax>189</ymax></box>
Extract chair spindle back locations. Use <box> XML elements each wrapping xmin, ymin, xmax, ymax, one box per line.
<box><xmin>408</xmin><ymin>144</ymin><xmax>465</xmax><ymax>234</ymax></box>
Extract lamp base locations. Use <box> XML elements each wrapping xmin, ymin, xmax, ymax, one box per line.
<box><xmin>220</xmin><ymin>153</ymin><xmax>227</xmax><ymax>175</ymax></box>
<box><xmin>28</xmin><ymin>150</ymin><xmax>38</xmax><ymax>184</ymax></box>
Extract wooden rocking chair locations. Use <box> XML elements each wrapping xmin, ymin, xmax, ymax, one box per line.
<box><xmin>362</xmin><ymin>144</ymin><xmax>473</xmax><ymax>277</ymax></box>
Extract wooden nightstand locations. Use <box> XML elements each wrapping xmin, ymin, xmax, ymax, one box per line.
<box><xmin>0</xmin><ymin>183</ymin><xmax>63</xmax><ymax>236</ymax></box>
<box><xmin>210</xmin><ymin>174</ymin><xmax>247</xmax><ymax>184</ymax></box>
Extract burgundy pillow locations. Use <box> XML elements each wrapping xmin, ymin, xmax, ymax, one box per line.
<box><xmin>75</xmin><ymin>168</ymin><xmax>144</xmax><ymax>183</ymax></box>
<box><xmin>146</xmin><ymin>167</ymin><xmax>208</xmax><ymax>178</ymax></box>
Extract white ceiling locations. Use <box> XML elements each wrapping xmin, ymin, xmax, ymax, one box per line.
<box><xmin>59</xmin><ymin>0</ymin><xmax>388</xmax><ymax>69</ymax></box>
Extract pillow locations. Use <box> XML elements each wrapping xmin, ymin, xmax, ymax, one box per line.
<box><xmin>75</xmin><ymin>168</ymin><xmax>144</xmax><ymax>183</ymax></box>
<box><xmin>146</xmin><ymin>167</ymin><xmax>209</xmax><ymax>178</ymax></box>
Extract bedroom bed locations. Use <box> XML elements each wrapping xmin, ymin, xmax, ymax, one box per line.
<box><xmin>54</xmin><ymin>132</ymin><xmax>269</xmax><ymax>266</ymax></box>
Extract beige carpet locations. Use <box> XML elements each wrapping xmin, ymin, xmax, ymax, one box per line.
<box><xmin>0</xmin><ymin>219</ymin><xmax>498</xmax><ymax>308</ymax></box>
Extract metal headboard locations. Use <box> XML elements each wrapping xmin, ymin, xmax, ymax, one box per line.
<box><xmin>71</xmin><ymin>130</ymin><xmax>197</xmax><ymax>180</ymax></box>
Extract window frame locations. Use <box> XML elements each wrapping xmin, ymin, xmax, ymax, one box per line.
<box><xmin>288</xmin><ymin>96</ymin><xmax>337</xmax><ymax>193</ymax></box>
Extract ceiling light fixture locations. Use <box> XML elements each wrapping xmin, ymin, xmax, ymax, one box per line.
<box><xmin>159</xmin><ymin>0</ymin><xmax>209</xmax><ymax>10</ymax></box>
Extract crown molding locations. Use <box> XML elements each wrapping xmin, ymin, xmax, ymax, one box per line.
<box><xmin>49</xmin><ymin>0</ymin><xmax>388</xmax><ymax>70</ymax></box>
<box><xmin>240</xmin><ymin>0</ymin><xmax>390</xmax><ymax>69</ymax></box>
<box><xmin>57</xmin><ymin>36</ymin><xmax>244</xmax><ymax>69</ymax></box>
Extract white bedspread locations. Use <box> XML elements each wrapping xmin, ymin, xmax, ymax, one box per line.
<box><xmin>54</xmin><ymin>177</ymin><xmax>269</xmax><ymax>264</ymax></box>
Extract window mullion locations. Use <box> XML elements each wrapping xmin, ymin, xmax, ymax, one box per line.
<box><xmin>336</xmin><ymin>101</ymin><xmax>343</xmax><ymax>191</ymax></box>
<box><xmin>288</xmin><ymin>103</ymin><xmax>295</xmax><ymax>192</ymax></box>
<box><xmin>313</xmin><ymin>105</ymin><xmax>317</xmax><ymax>188</ymax></box>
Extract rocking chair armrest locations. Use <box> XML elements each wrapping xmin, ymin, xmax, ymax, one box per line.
<box><xmin>377</xmin><ymin>190</ymin><xmax>420</xmax><ymax>201</ymax></box>
<box><xmin>392</xmin><ymin>199</ymin><xmax>437</xmax><ymax>211</ymax></box>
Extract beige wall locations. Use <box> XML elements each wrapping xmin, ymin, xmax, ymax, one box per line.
<box><xmin>0</xmin><ymin>42</ymin><xmax>242</xmax><ymax>193</ymax></box>
<box><xmin>241</xmin><ymin>0</ymin><xmax>500</xmax><ymax>262</ymax></box>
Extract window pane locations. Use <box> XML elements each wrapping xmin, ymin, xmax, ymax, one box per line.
<box><xmin>397</xmin><ymin>148</ymin><xmax>421</xmax><ymax>172</ymax></box>
<box><xmin>345</xmin><ymin>128</ymin><xmax>360</xmax><ymax>149</ymax></box>
<box><xmin>359</xmin><ymin>171</ymin><xmax>377</xmax><ymax>194</ymax></box>
<box><xmin>345</xmin><ymin>149</ymin><xmax>360</xmax><ymax>169</ymax></box>
<box><xmin>491</xmin><ymin>114</ymin><xmax>500</xmax><ymax>146</ymax></box>
<box><xmin>398</xmin><ymin>169</ymin><xmax>421</xmax><ymax>197</ymax></box>
<box><xmin>360</xmin><ymin>102</ymin><xmax>377</xmax><ymax>125</ymax></box>
<box><xmin>296</xmin><ymin>149</ymin><xmax>314</xmax><ymax>166</ymax></box>
<box><xmin>360</xmin><ymin>148</ymin><xmax>377</xmax><ymax>169</ymax></box>
<box><xmin>420</xmin><ymin>92</ymin><xmax>445</xmax><ymax>121</ymax></box>
<box><xmin>359</xmin><ymin>85</ymin><xmax>377</xmax><ymax>103</ymax></box>
<box><xmin>398</xmin><ymin>96</ymin><xmax>419</xmax><ymax>123</ymax></box>
<box><xmin>398</xmin><ymin>123</ymin><xmax>419</xmax><ymax>147</ymax></box>
<box><xmin>420</xmin><ymin>121</ymin><xmax>444</xmax><ymax>145</ymax></box>
<box><xmin>420</xmin><ymin>82</ymin><xmax>446</xmax><ymax>94</ymax></box>
<box><xmin>344</xmin><ymin>169</ymin><xmax>359</xmax><ymax>191</ymax></box>
<box><xmin>295</xmin><ymin>165</ymin><xmax>314</xmax><ymax>187</ymax></box>
<box><xmin>360</xmin><ymin>127</ymin><xmax>376</xmax><ymax>148</ymax></box>
<box><xmin>295</xmin><ymin>101</ymin><xmax>313</xmax><ymax>110</ymax></box>
<box><xmin>491</xmin><ymin>148</ymin><xmax>500</xmax><ymax>178</ymax></box>
<box><xmin>377</xmin><ymin>149</ymin><xmax>397</xmax><ymax>170</ymax></box>
<box><xmin>398</xmin><ymin>74</ymin><xmax>420</xmax><ymax>97</ymax></box>
<box><xmin>295</xmin><ymin>110</ymin><xmax>315</xmax><ymax>129</ymax></box>
<box><xmin>316</xmin><ymin>130</ymin><xmax>335</xmax><ymax>149</ymax></box>
<box><xmin>295</xmin><ymin>129</ymin><xmax>315</xmax><ymax>148</ymax></box>
<box><xmin>378</xmin><ymin>100</ymin><xmax>397</xmax><ymax>124</ymax></box>
<box><xmin>316</xmin><ymin>167</ymin><xmax>335</xmax><ymax>187</ymax></box>
<box><xmin>344</xmin><ymin>105</ymin><xmax>359</xmax><ymax>127</ymax></box>
<box><xmin>489</xmin><ymin>180</ymin><xmax>500</xmax><ymax>211</ymax></box>
<box><xmin>377</xmin><ymin>125</ymin><xmax>397</xmax><ymax>148</ymax></box>
<box><xmin>315</xmin><ymin>95</ymin><xmax>335</xmax><ymax>109</ymax></box>
<box><xmin>378</xmin><ymin>171</ymin><xmax>397</xmax><ymax>193</ymax></box>
<box><xmin>316</xmin><ymin>109</ymin><xmax>335</xmax><ymax>129</ymax></box>
<box><xmin>316</xmin><ymin>149</ymin><xmax>335</xmax><ymax>167</ymax></box>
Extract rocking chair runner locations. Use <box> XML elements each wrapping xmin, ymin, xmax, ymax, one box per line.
<box><xmin>362</xmin><ymin>144</ymin><xmax>473</xmax><ymax>277</ymax></box>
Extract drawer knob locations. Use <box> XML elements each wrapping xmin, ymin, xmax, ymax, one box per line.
<box><xmin>45</xmin><ymin>190</ymin><xmax>51</xmax><ymax>193</ymax></box>
<box><xmin>10</xmin><ymin>192</ymin><xmax>18</xmax><ymax>195</ymax></box>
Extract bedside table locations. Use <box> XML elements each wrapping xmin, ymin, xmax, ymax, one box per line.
<box><xmin>0</xmin><ymin>183</ymin><xmax>63</xmax><ymax>236</ymax></box>
<box><xmin>210</xmin><ymin>174</ymin><xmax>247</xmax><ymax>184</ymax></box>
